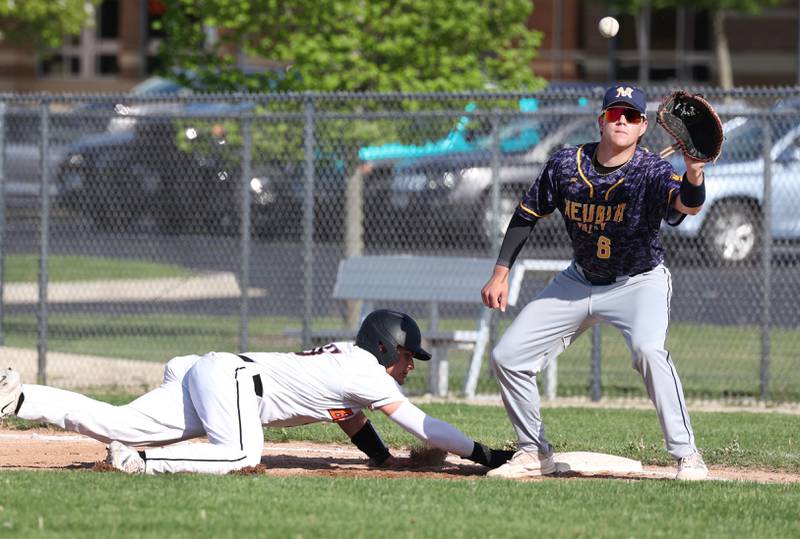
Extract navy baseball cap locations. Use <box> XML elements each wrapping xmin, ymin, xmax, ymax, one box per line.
<box><xmin>602</xmin><ymin>85</ymin><xmax>647</xmax><ymax>115</ymax></box>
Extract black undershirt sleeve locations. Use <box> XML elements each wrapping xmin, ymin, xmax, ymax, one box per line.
<box><xmin>496</xmin><ymin>213</ymin><xmax>538</xmax><ymax>268</ymax></box>
<box><xmin>665</xmin><ymin>207</ymin><xmax>687</xmax><ymax>226</ymax></box>
<box><xmin>667</xmin><ymin>173</ymin><xmax>702</xmax><ymax>226</ymax></box>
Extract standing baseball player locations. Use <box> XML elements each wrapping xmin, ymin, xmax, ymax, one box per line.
<box><xmin>0</xmin><ymin>310</ymin><xmax>511</xmax><ymax>474</ymax></box>
<box><xmin>481</xmin><ymin>85</ymin><xmax>708</xmax><ymax>480</ymax></box>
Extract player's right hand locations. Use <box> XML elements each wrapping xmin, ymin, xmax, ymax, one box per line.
<box><xmin>481</xmin><ymin>271</ymin><xmax>510</xmax><ymax>312</ymax></box>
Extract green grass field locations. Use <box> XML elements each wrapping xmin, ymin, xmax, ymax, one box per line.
<box><xmin>3</xmin><ymin>404</ymin><xmax>800</xmax><ymax>538</ymax></box>
<box><xmin>5</xmin><ymin>253</ymin><xmax>799</xmax><ymax>401</ymax></box>
<box><xmin>5</xmin><ymin>311</ymin><xmax>799</xmax><ymax>401</ymax></box>
<box><xmin>2</xmin><ymin>473</ymin><xmax>798</xmax><ymax>538</ymax></box>
<box><xmin>5</xmin><ymin>254</ymin><xmax>190</xmax><ymax>282</ymax></box>
<box><xmin>2</xmin><ymin>313</ymin><xmax>304</xmax><ymax>360</ymax></box>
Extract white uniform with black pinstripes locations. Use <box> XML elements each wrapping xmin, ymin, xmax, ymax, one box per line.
<box><xmin>143</xmin><ymin>345</ymin><xmax>407</xmax><ymax>474</ymax></box>
<box><xmin>492</xmin><ymin>261</ymin><xmax>698</xmax><ymax>459</ymax></box>
<box><xmin>18</xmin><ymin>344</ymin><xmax>407</xmax><ymax>474</ymax></box>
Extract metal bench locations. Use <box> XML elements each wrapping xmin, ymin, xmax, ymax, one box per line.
<box><xmin>297</xmin><ymin>254</ymin><xmax>570</xmax><ymax>397</ymax></box>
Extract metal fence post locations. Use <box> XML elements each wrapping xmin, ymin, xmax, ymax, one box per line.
<box><xmin>301</xmin><ymin>97</ymin><xmax>316</xmax><ymax>349</ymax></box>
<box><xmin>760</xmin><ymin>116</ymin><xmax>773</xmax><ymax>400</ymax></box>
<box><xmin>591</xmin><ymin>325</ymin><xmax>602</xmax><ymax>401</ymax></box>
<box><xmin>37</xmin><ymin>99</ymin><xmax>51</xmax><ymax>385</ymax></box>
<box><xmin>0</xmin><ymin>102</ymin><xmax>6</xmax><ymax>346</ymax></box>
<box><xmin>489</xmin><ymin>112</ymin><xmax>501</xmax><ymax>253</ymax></box>
<box><xmin>487</xmin><ymin>110</ymin><xmax>501</xmax><ymax>380</ymax></box>
<box><xmin>238</xmin><ymin>117</ymin><xmax>253</xmax><ymax>353</ymax></box>
<box><xmin>427</xmin><ymin>301</ymin><xmax>446</xmax><ymax>396</ymax></box>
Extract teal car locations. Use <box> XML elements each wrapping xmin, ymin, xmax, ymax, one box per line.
<box><xmin>358</xmin><ymin>98</ymin><xmax>545</xmax><ymax>163</ymax></box>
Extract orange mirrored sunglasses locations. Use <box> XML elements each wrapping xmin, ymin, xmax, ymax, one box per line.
<box><xmin>603</xmin><ymin>107</ymin><xmax>645</xmax><ymax>124</ymax></box>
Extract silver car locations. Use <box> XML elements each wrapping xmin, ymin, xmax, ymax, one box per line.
<box><xmin>662</xmin><ymin>114</ymin><xmax>800</xmax><ymax>264</ymax></box>
<box><xmin>388</xmin><ymin>112</ymin><xmax>598</xmax><ymax>247</ymax></box>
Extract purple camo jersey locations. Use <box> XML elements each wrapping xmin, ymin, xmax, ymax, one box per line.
<box><xmin>515</xmin><ymin>142</ymin><xmax>683</xmax><ymax>279</ymax></box>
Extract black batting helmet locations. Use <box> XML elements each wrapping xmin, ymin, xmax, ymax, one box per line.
<box><xmin>355</xmin><ymin>309</ymin><xmax>432</xmax><ymax>367</ymax></box>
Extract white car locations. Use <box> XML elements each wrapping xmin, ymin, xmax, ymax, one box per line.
<box><xmin>662</xmin><ymin>114</ymin><xmax>800</xmax><ymax>264</ymax></box>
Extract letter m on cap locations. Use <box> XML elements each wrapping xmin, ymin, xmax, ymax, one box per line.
<box><xmin>616</xmin><ymin>87</ymin><xmax>634</xmax><ymax>98</ymax></box>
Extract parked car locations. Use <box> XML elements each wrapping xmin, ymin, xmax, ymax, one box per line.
<box><xmin>56</xmin><ymin>108</ymin><xmax>251</xmax><ymax>234</ymax></box>
<box><xmin>357</xmin><ymin>98</ymin><xmax>563</xmax><ymax>241</ymax></box>
<box><xmin>4</xmin><ymin>77</ymin><xmax>198</xmax><ymax>209</ymax></box>
<box><xmin>661</xmin><ymin>112</ymin><xmax>800</xmax><ymax>264</ymax></box>
<box><xmin>57</xmin><ymin>107</ymin><xmax>378</xmax><ymax>240</ymax></box>
<box><xmin>56</xmin><ymin>73</ymin><xmax>390</xmax><ymax>240</ymax></box>
<box><xmin>2</xmin><ymin>97</ymin><xmax>115</xmax><ymax>207</ymax></box>
<box><xmin>247</xmin><ymin>153</ymin><xmax>364</xmax><ymax>241</ymax></box>
<box><xmin>386</xmin><ymin>111</ymin><xmax>598</xmax><ymax>246</ymax></box>
<box><xmin>58</xmin><ymin>124</ymin><xmax>239</xmax><ymax>233</ymax></box>
<box><xmin>358</xmin><ymin>98</ymin><xmax>543</xmax><ymax>163</ymax></box>
<box><xmin>54</xmin><ymin>74</ymin><xmax>267</xmax><ymax>233</ymax></box>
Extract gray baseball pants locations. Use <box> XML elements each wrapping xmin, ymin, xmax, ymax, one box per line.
<box><xmin>492</xmin><ymin>262</ymin><xmax>697</xmax><ymax>459</ymax></box>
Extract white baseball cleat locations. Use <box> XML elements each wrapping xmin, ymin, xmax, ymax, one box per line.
<box><xmin>106</xmin><ymin>441</ymin><xmax>145</xmax><ymax>474</ymax></box>
<box><xmin>486</xmin><ymin>449</ymin><xmax>556</xmax><ymax>478</ymax></box>
<box><xmin>675</xmin><ymin>452</ymin><xmax>708</xmax><ymax>481</ymax></box>
<box><xmin>0</xmin><ymin>368</ymin><xmax>22</xmax><ymax>419</ymax></box>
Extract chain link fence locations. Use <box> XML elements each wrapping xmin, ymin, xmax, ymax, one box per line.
<box><xmin>1</xmin><ymin>86</ymin><xmax>799</xmax><ymax>402</ymax></box>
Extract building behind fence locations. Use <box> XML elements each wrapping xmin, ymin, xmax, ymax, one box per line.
<box><xmin>1</xmin><ymin>86</ymin><xmax>799</xmax><ymax>402</ymax></box>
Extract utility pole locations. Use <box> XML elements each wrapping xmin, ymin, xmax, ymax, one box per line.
<box><xmin>637</xmin><ymin>0</ymin><xmax>651</xmax><ymax>86</ymax></box>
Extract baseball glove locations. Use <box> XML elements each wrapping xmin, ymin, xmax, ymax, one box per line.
<box><xmin>657</xmin><ymin>91</ymin><xmax>723</xmax><ymax>162</ymax></box>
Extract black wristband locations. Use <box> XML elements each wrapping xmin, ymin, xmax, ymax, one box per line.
<box><xmin>467</xmin><ymin>441</ymin><xmax>491</xmax><ymax>467</ymax></box>
<box><xmin>467</xmin><ymin>441</ymin><xmax>515</xmax><ymax>468</ymax></box>
<box><xmin>350</xmin><ymin>420</ymin><xmax>390</xmax><ymax>464</ymax></box>
<box><xmin>679</xmin><ymin>172</ymin><xmax>705</xmax><ymax>208</ymax></box>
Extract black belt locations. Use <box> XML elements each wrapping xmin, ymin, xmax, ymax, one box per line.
<box><xmin>238</xmin><ymin>355</ymin><xmax>263</xmax><ymax>397</ymax></box>
<box><xmin>581</xmin><ymin>267</ymin><xmax>653</xmax><ymax>286</ymax></box>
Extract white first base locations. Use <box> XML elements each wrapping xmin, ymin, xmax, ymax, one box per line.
<box><xmin>553</xmin><ymin>451</ymin><xmax>643</xmax><ymax>475</ymax></box>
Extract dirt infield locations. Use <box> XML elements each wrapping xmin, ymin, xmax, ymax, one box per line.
<box><xmin>1</xmin><ymin>429</ymin><xmax>798</xmax><ymax>484</ymax></box>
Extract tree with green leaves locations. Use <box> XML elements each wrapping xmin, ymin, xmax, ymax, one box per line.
<box><xmin>157</xmin><ymin>1</ymin><xmax>547</xmax><ymax>271</ymax></box>
<box><xmin>693</xmin><ymin>0</ymin><xmax>785</xmax><ymax>89</ymax></box>
<box><xmin>156</xmin><ymin>0</ymin><xmax>544</xmax><ymax>93</ymax></box>
<box><xmin>0</xmin><ymin>0</ymin><xmax>102</xmax><ymax>49</ymax></box>
<box><xmin>601</xmin><ymin>0</ymin><xmax>784</xmax><ymax>88</ymax></box>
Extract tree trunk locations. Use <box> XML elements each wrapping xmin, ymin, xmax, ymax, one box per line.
<box><xmin>344</xmin><ymin>164</ymin><xmax>364</xmax><ymax>330</ymax></box>
<box><xmin>712</xmin><ymin>9</ymin><xmax>734</xmax><ymax>89</ymax></box>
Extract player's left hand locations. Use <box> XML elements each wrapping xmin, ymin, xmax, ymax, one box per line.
<box><xmin>683</xmin><ymin>152</ymin><xmax>705</xmax><ymax>183</ymax></box>
<box><xmin>657</xmin><ymin>90</ymin><xmax>723</xmax><ymax>163</ymax></box>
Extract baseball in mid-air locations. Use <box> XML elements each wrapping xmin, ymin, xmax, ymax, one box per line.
<box><xmin>598</xmin><ymin>16</ymin><xmax>620</xmax><ymax>38</ymax></box>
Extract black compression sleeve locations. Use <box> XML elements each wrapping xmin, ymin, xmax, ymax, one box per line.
<box><xmin>665</xmin><ymin>207</ymin><xmax>687</xmax><ymax>227</ymax></box>
<box><xmin>496</xmin><ymin>213</ymin><xmax>537</xmax><ymax>268</ymax></box>
<box><xmin>350</xmin><ymin>420</ymin><xmax>391</xmax><ymax>464</ymax></box>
